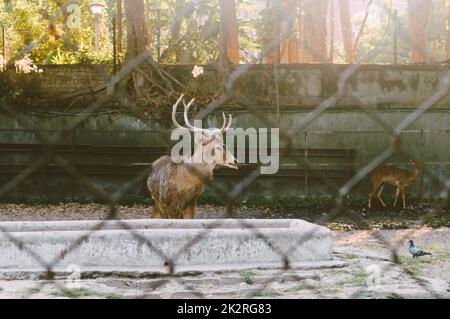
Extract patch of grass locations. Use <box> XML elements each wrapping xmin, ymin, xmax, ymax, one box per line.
<box><xmin>438</xmin><ymin>251</ymin><xmax>450</xmax><ymax>261</ymax></box>
<box><xmin>287</xmin><ymin>284</ymin><xmax>316</xmax><ymax>292</ymax></box>
<box><xmin>313</xmin><ymin>273</ymin><xmax>322</xmax><ymax>281</ymax></box>
<box><xmin>398</xmin><ymin>256</ymin><xmax>432</xmax><ymax>277</ymax></box>
<box><xmin>320</xmin><ymin>286</ymin><xmax>340</xmax><ymax>295</ymax></box>
<box><xmin>49</xmin><ymin>288</ymin><xmax>122</xmax><ymax>299</ymax></box>
<box><xmin>351</xmin><ymin>271</ymin><xmax>369</xmax><ymax>286</ymax></box>
<box><xmin>240</xmin><ymin>271</ymin><xmax>256</xmax><ymax>285</ymax></box>
<box><xmin>252</xmin><ymin>290</ymin><xmax>282</xmax><ymax>297</ymax></box>
<box><xmin>355</xmin><ymin>291</ymin><xmax>405</xmax><ymax>299</ymax></box>
<box><xmin>343</xmin><ymin>253</ymin><xmax>359</xmax><ymax>259</ymax></box>
<box><xmin>49</xmin><ymin>288</ymin><xmax>97</xmax><ymax>298</ymax></box>
<box><xmin>25</xmin><ymin>287</ymin><xmax>40</xmax><ymax>294</ymax></box>
<box><xmin>403</xmin><ymin>264</ymin><xmax>425</xmax><ymax>276</ymax></box>
<box><xmin>337</xmin><ymin>271</ymin><xmax>368</xmax><ymax>287</ymax></box>
<box><xmin>386</xmin><ymin>292</ymin><xmax>404</xmax><ymax>299</ymax></box>
<box><xmin>102</xmin><ymin>292</ymin><xmax>123</xmax><ymax>299</ymax></box>
<box><xmin>0</xmin><ymin>287</ymin><xmax>3</xmax><ymax>292</ymax></box>
<box><xmin>399</xmin><ymin>256</ymin><xmax>432</xmax><ymax>265</ymax></box>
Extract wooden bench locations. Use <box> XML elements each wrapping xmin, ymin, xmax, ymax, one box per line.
<box><xmin>0</xmin><ymin>143</ymin><xmax>356</xmax><ymax>182</ymax></box>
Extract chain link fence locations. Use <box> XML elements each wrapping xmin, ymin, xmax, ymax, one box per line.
<box><xmin>0</xmin><ymin>0</ymin><xmax>449</xmax><ymax>299</ymax></box>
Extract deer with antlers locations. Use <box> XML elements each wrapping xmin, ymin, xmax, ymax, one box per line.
<box><xmin>147</xmin><ymin>94</ymin><xmax>238</xmax><ymax>219</ymax></box>
<box><xmin>367</xmin><ymin>160</ymin><xmax>423</xmax><ymax>209</ymax></box>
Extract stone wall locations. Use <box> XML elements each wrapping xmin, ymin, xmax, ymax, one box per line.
<box><xmin>4</xmin><ymin>63</ymin><xmax>448</xmax><ymax>109</ymax></box>
<box><xmin>37</xmin><ymin>64</ymin><xmax>111</xmax><ymax>99</ymax></box>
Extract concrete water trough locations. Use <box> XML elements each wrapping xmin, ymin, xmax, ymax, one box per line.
<box><xmin>0</xmin><ymin>219</ymin><xmax>338</xmax><ymax>277</ymax></box>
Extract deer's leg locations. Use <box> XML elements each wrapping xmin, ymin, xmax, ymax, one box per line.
<box><xmin>151</xmin><ymin>200</ymin><xmax>162</xmax><ymax>219</ymax></box>
<box><xmin>401</xmin><ymin>187</ymin><xmax>406</xmax><ymax>209</ymax></box>
<box><xmin>368</xmin><ymin>180</ymin><xmax>382</xmax><ymax>208</ymax></box>
<box><xmin>182</xmin><ymin>206</ymin><xmax>195</xmax><ymax>219</ymax></box>
<box><xmin>393</xmin><ymin>187</ymin><xmax>400</xmax><ymax>207</ymax></box>
<box><xmin>376</xmin><ymin>185</ymin><xmax>386</xmax><ymax>207</ymax></box>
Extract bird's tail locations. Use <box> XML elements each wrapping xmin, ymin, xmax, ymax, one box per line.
<box><xmin>419</xmin><ymin>251</ymin><xmax>432</xmax><ymax>257</ymax></box>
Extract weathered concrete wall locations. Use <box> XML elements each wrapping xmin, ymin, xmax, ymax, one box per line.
<box><xmin>32</xmin><ymin>64</ymin><xmax>111</xmax><ymax>100</ymax></box>
<box><xmin>2</xmin><ymin>63</ymin><xmax>448</xmax><ymax>108</ymax></box>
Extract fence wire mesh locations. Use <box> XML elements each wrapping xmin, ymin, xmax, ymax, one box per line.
<box><xmin>0</xmin><ymin>0</ymin><xmax>449</xmax><ymax>299</ymax></box>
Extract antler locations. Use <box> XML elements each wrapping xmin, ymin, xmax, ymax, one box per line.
<box><xmin>173</xmin><ymin>94</ymin><xmax>233</xmax><ymax>132</ymax></box>
<box><xmin>221</xmin><ymin>114</ymin><xmax>233</xmax><ymax>132</ymax></box>
<box><xmin>172</xmin><ymin>94</ymin><xmax>201</xmax><ymax>132</ymax></box>
<box><xmin>172</xmin><ymin>94</ymin><xmax>187</xmax><ymax>130</ymax></box>
<box><xmin>183</xmin><ymin>99</ymin><xmax>208</xmax><ymax>133</ymax></box>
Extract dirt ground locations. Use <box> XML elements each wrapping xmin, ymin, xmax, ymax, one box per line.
<box><xmin>0</xmin><ymin>202</ymin><xmax>447</xmax><ymax>230</ymax></box>
<box><xmin>0</xmin><ymin>203</ymin><xmax>448</xmax><ymax>299</ymax></box>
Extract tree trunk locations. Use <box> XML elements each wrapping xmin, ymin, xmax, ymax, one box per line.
<box><xmin>299</xmin><ymin>0</ymin><xmax>328</xmax><ymax>62</ymax></box>
<box><xmin>339</xmin><ymin>0</ymin><xmax>354</xmax><ymax>63</ymax></box>
<box><xmin>115</xmin><ymin>0</ymin><xmax>123</xmax><ymax>59</ymax></box>
<box><xmin>280</xmin><ymin>0</ymin><xmax>298</xmax><ymax>64</ymax></box>
<box><xmin>329</xmin><ymin>0</ymin><xmax>335</xmax><ymax>62</ymax></box>
<box><xmin>124</xmin><ymin>0</ymin><xmax>152</xmax><ymax>64</ymax></box>
<box><xmin>407</xmin><ymin>0</ymin><xmax>432</xmax><ymax>63</ymax></box>
<box><xmin>280</xmin><ymin>38</ymin><xmax>298</xmax><ymax>63</ymax></box>
<box><xmin>219</xmin><ymin>0</ymin><xmax>240</xmax><ymax>64</ymax></box>
<box><xmin>267</xmin><ymin>3</ymin><xmax>280</xmax><ymax>64</ymax></box>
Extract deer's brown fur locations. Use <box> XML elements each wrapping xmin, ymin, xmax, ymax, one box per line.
<box><xmin>147</xmin><ymin>156</ymin><xmax>214</xmax><ymax>219</ymax></box>
<box><xmin>368</xmin><ymin>160</ymin><xmax>423</xmax><ymax>209</ymax></box>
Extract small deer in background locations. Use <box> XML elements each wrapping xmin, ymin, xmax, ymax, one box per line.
<box><xmin>367</xmin><ymin>160</ymin><xmax>423</xmax><ymax>209</ymax></box>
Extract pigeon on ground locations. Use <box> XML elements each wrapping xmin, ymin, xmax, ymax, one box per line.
<box><xmin>408</xmin><ymin>240</ymin><xmax>432</xmax><ymax>258</ymax></box>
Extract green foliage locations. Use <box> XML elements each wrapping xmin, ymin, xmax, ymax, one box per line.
<box><xmin>240</xmin><ymin>271</ymin><xmax>256</xmax><ymax>285</ymax></box>
<box><xmin>49</xmin><ymin>288</ymin><xmax>123</xmax><ymax>299</ymax></box>
<box><xmin>49</xmin><ymin>288</ymin><xmax>97</xmax><ymax>298</ymax></box>
<box><xmin>1</xmin><ymin>0</ymin><xmax>448</xmax><ymax>65</ymax></box>
<box><xmin>1</xmin><ymin>0</ymin><xmax>113</xmax><ymax>65</ymax></box>
<box><xmin>0</xmin><ymin>69</ymin><xmax>43</xmax><ymax>107</ymax></box>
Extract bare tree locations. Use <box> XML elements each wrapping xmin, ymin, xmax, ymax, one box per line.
<box><xmin>339</xmin><ymin>0</ymin><xmax>354</xmax><ymax>63</ymax></box>
<box><xmin>219</xmin><ymin>0</ymin><xmax>240</xmax><ymax>65</ymax></box>
<box><xmin>407</xmin><ymin>0</ymin><xmax>432</xmax><ymax>63</ymax></box>
<box><xmin>299</xmin><ymin>0</ymin><xmax>328</xmax><ymax>62</ymax></box>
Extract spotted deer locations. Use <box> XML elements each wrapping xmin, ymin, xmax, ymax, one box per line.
<box><xmin>367</xmin><ymin>160</ymin><xmax>423</xmax><ymax>209</ymax></box>
<box><xmin>147</xmin><ymin>94</ymin><xmax>238</xmax><ymax>219</ymax></box>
